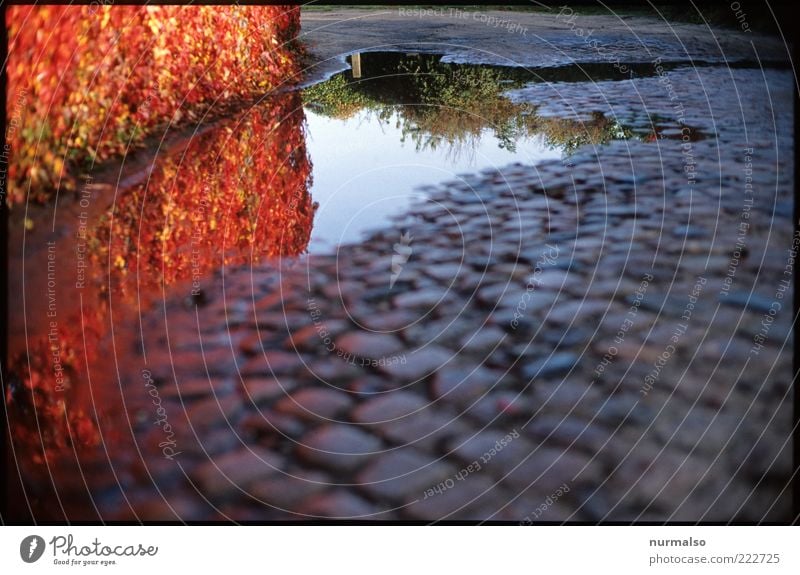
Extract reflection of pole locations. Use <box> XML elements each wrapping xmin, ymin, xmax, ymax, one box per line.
<box><xmin>351</xmin><ymin>52</ymin><xmax>361</xmax><ymax>78</ymax></box>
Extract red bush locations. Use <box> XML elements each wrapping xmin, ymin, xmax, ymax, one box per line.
<box><xmin>5</xmin><ymin>5</ymin><xmax>302</xmax><ymax>205</ymax></box>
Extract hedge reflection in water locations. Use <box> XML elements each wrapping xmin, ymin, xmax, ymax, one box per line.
<box><xmin>7</xmin><ymin>92</ymin><xmax>314</xmax><ymax>461</ymax></box>
<box><xmin>98</xmin><ymin>92</ymin><xmax>315</xmax><ymax>295</ymax></box>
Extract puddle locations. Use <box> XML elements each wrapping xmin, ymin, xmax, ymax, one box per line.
<box><xmin>303</xmin><ymin>51</ymin><xmax>640</xmax><ymax>251</ymax></box>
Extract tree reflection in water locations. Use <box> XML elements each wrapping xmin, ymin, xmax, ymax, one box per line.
<box><xmin>304</xmin><ymin>52</ymin><xmax>635</xmax><ymax>159</ymax></box>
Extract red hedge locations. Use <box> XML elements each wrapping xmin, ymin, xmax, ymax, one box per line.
<box><xmin>5</xmin><ymin>5</ymin><xmax>302</xmax><ymax>205</ymax></box>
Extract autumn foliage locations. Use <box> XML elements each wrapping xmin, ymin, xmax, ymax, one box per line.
<box><xmin>5</xmin><ymin>6</ymin><xmax>311</xmax><ymax>462</ymax></box>
<box><xmin>7</xmin><ymin>92</ymin><xmax>314</xmax><ymax>461</ymax></box>
<box><xmin>5</xmin><ymin>5</ymin><xmax>302</xmax><ymax>204</ymax></box>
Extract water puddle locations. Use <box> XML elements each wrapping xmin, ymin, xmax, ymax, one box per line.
<box><xmin>303</xmin><ymin>51</ymin><xmax>641</xmax><ymax>251</ymax></box>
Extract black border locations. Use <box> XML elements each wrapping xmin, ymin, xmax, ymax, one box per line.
<box><xmin>1</xmin><ymin>0</ymin><xmax>798</xmax><ymax>526</ymax></box>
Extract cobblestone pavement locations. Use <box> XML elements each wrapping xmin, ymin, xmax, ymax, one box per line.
<box><xmin>11</xmin><ymin>10</ymin><xmax>795</xmax><ymax>522</ymax></box>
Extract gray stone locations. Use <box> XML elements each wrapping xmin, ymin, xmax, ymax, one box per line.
<box><xmin>250</xmin><ymin>469</ymin><xmax>331</xmax><ymax>509</ymax></box>
<box><xmin>352</xmin><ymin>392</ymin><xmax>430</xmax><ymax>425</ymax></box>
<box><xmin>242</xmin><ymin>377</ymin><xmax>297</xmax><ymax>405</ymax></box>
<box><xmin>521</xmin><ymin>353</ymin><xmax>580</xmax><ymax>381</ymax></box>
<box><xmin>504</xmin><ymin>448</ymin><xmax>602</xmax><ymax>493</ymax></box>
<box><xmin>394</xmin><ymin>288</ymin><xmax>450</xmax><ymax>308</ymax></box>
<box><xmin>431</xmin><ymin>366</ymin><xmax>502</xmax><ymax>405</ymax></box>
<box><xmin>194</xmin><ymin>447</ymin><xmax>285</xmax><ymax>498</ymax></box>
<box><xmin>240</xmin><ymin>351</ymin><xmax>306</xmax><ymax>377</ymax></box>
<box><xmin>275</xmin><ymin>388</ymin><xmax>355</xmax><ymax>420</ymax></box>
<box><xmin>335</xmin><ymin>332</ymin><xmax>404</xmax><ymax>360</ymax></box>
<box><xmin>459</xmin><ymin>327</ymin><xmax>507</xmax><ymax>353</ymax></box>
<box><xmin>357</xmin><ymin>449</ymin><xmax>456</xmax><ymax>501</ymax></box>
<box><xmin>186</xmin><ymin>395</ymin><xmax>243</xmax><ymax>428</ymax></box>
<box><xmin>719</xmin><ymin>291</ymin><xmax>776</xmax><ymax>314</ymax></box>
<box><xmin>425</xmin><ymin>262</ymin><xmax>467</xmax><ymax>282</ymax></box>
<box><xmin>297</xmin><ymin>424</ymin><xmax>383</xmax><ymax>472</ymax></box>
<box><xmin>296</xmin><ymin>490</ymin><xmax>379</xmax><ymax>518</ymax></box>
<box><xmin>526</xmin><ymin>415</ymin><xmax>613</xmax><ymax>452</ymax></box>
<box><xmin>377</xmin><ymin>346</ymin><xmax>454</xmax><ymax>381</ymax></box>
<box><xmin>403</xmin><ymin>475</ymin><xmax>511</xmax><ymax>521</ymax></box>
<box><xmin>354</xmin><ymin>309</ymin><xmax>416</xmax><ymax>331</ymax></box>
<box><xmin>284</xmin><ymin>320</ymin><xmax>350</xmax><ymax>353</ymax></box>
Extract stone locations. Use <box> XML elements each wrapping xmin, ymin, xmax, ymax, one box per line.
<box><xmin>346</xmin><ymin>374</ymin><xmax>395</xmax><ymax>394</ymax></box>
<box><xmin>526</xmin><ymin>415</ymin><xmax>613</xmax><ymax>452</ymax></box>
<box><xmin>256</xmin><ymin>411</ymin><xmax>306</xmax><ymax>439</ymax></box>
<box><xmin>284</xmin><ymin>320</ymin><xmax>350</xmax><ymax>353</ymax></box>
<box><xmin>357</xmin><ymin>449</ymin><xmax>456</xmax><ymax>501</ymax></box>
<box><xmin>240</xmin><ymin>351</ymin><xmax>306</xmax><ymax>377</ymax></box>
<box><xmin>628</xmin><ymin>291</ymin><xmax>688</xmax><ymax>317</ymax></box>
<box><xmin>250</xmin><ymin>470</ymin><xmax>331</xmax><ymax>509</ymax></box>
<box><xmin>186</xmin><ymin>395</ymin><xmax>243</xmax><ymax>428</ymax></box>
<box><xmin>296</xmin><ymin>490</ymin><xmax>379</xmax><ymax>518</ymax></box>
<box><xmin>180</xmin><ymin>428</ymin><xmax>242</xmax><ymax>458</ymax></box>
<box><xmin>168</xmin><ymin>347</ymin><xmax>239</xmax><ymax>377</ymax></box>
<box><xmin>404</xmin><ymin>319</ymin><xmax>474</xmax><ymax>348</ymax></box>
<box><xmin>252</xmin><ymin>311</ymin><xmax>309</xmax><ymax>331</ymax></box>
<box><xmin>375</xmin><ymin>408</ymin><xmax>471</xmax><ymax>451</ymax></box>
<box><xmin>531</xmin><ymin>380</ymin><xmax>603</xmax><ymax>416</ymax></box>
<box><xmin>521</xmin><ymin>353</ymin><xmax>580</xmax><ymax>381</ymax></box>
<box><xmin>477</xmin><ymin>282</ymin><xmax>527</xmax><ymax>308</ymax></box>
<box><xmin>446</xmin><ymin>430</ymin><xmax>535</xmax><ymax>475</ymax></box>
<box><xmin>241</xmin><ymin>377</ymin><xmax>297</xmax><ymax>405</ymax></box>
<box><xmin>335</xmin><ymin>332</ymin><xmax>404</xmax><ymax>360</ymax></box>
<box><xmin>394</xmin><ymin>288</ymin><xmax>450</xmax><ymax>308</ymax></box>
<box><xmin>431</xmin><ymin>366</ymin><xmax>503</xmax><ymax>405</ymax></box>
<box><xmin>541</xmin><ymin>326</ymin><xmax>592</xmax><ymax>348</ymax></box>
<box><xmin>297</xmin><ymin>424</ymin><xmax>383</xmax><ymax>472</ymax></box>
<box><xmin>531</xmin><ymin>269</ymin><xmax>573</xmax><ymax>291</ymax></box>
<box><xmin>425</xmin><ymin>262</ymin><xmax>466</xmax><ymax>282</ymax></box>
<box><xmin>459</xmin><ymin>326</ymin><xmax>508</xmax><ymax>353</ymax></box>
<box><xmin>240</xmin><ymin>412</ymin><xmax>280</xmax><ymax>443</ymax></box>
<box><xmin>352</xmin><ymin>392</ymin><xmax>430</xmax><ymax>425</ymax></box>
<box><xmin>612</xmin><ymin>449</ymin><xmax>710</xmax><ymax>507</ymax></box>
<box><xmin>504</xmin><ymin>447</ymin><xmax>602</xmax><ymax>493</ymax></box>
<box><xmin>193</xmin><ymin>447</ymin><xmax>285</xmax><ymax>498</ymax></box>
<box><xmin>672</xmin><ymin>225</ymin><xmax>708</xmax><ymax>238</ymax></box>
<box><xmin>275</xmin><ymin>388</ymin><xmax>355</xmax><ymax>420</ymax></box>
<box><xmin>159</xmin><ymin>377</ymin><xmax>219</xmax><ymax>401</ymax></box>
<box><xmin>307</xmin><ymin>357</ymin><xmax>365</xmax><ymax>382</ymax></box>
<box><xmin>377</xmin><ymin>346</ymin><xmax>454</xmax><ymax>381</ymax></box>
<box><xmin>595</xmin><ymin>396</ymin><xmax>652</xmax><ymax>426</ymax></box>
<box><xmin>354</xmin><ymin>309</ymin><xmax>416</xmax><ymax>331</ymax></box>
<box><xmin>545</xmin><ymin>299</ymin><xmax>610</xmax><ymax>324</ymax></box>
<box><xmin>403</xmin><ymin>475</ymin><xmax>511</xmax><ymax>521</ymax></box>
<box><xmin>719</xmin><ymin>291</ymin><xmax>776</xmax><ymax>314</ymax></box>
<box><xmin>133</xmin><ymin>496</ymin><xmax>208</xmax><ymax>521</ymax></box>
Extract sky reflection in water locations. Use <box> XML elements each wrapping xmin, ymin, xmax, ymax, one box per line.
<box><xmin>304</xmin><ymin>106</ymin><xmax>560</xmax><ymax>252</ymax></box>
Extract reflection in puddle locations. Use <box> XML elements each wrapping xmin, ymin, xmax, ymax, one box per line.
<box><xmin>303</xmin><ymin>51</ymin><xmax>639</xmax><ymax>251</ymax></box>
<box><xmin>304</xmin><ymin>107</ymin><xmax>558</xmax><ymax>251</ymax></box>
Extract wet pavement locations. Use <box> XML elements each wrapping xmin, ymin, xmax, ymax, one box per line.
<box><xmin>6</xmin><ymin>8</ymin><xmax>794</xmax><ymax>522</ymax></box>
